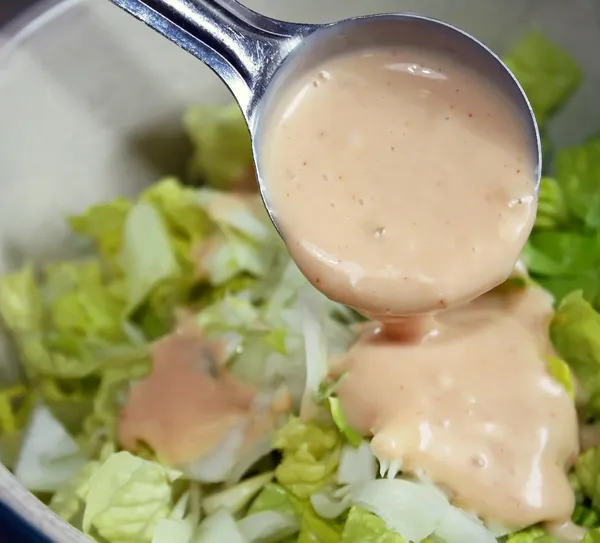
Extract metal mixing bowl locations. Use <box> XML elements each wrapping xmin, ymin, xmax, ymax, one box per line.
<box><xmin>0</xmin><ymin>0</ymin><xmax>599</xmax><ymax>541</ymax></box>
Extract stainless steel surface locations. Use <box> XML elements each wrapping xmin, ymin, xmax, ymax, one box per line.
<box><xmin>109</xmin><ymin>0</ymin><xmax>542</xmax><ymax>227</ymax></box>
<box><xmin>108</xmin><ymin>0</ymin><xmax>312</xmax><ymax>118</ymax></box>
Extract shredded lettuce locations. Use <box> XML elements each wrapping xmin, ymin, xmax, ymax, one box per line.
<box><xmin>576</xmin><ymin>446</ymin><xmax>600</xmax><ymax>511</ymax></box>
<box><xmin>184</xmin><ymin>103</ymin><xmax>254</xmax><ymax>189</ymax></box>
<box><xmin>69</xmin><ymin>198</ymin><xmax>132</xmax><ymax>262</ymax></box>
<box><xmin>195</xmin><ymin>508</ymin><xmax>247</xmax><ymax>543</ymax></box>
<box><xmin>550</xmin><ymin>291</ymin><xmax>600</xmax><ymax>416</ymax></box>
<box><xmin>238</xmin><ymin>511</ymin><xmax>300</xmax><ymax>542</ymax></box>
<box><xmin>535</xmin><ymin>177</ymin><xmax>571</xmax><ymax>231</ymax></box>
<box><xmin>555</xmin><ymin>140</ymin><xmax>600</xmax><ymax>230</ymax></box>
<box><xmin>0</xmin><ymin>384</ymin><xmax>33</xmax><ymax>468</ymax></box>
<box><xmin>14</xmin><ymin>402</ymin><xmax>87</xmax><ymax>493</ymax></box>
<box><xmin>328</xmin><ymin>398</ymin><xmax>363</xmax><ymax>448</ymax></box>
<box><xmin>121</xmin><ymin>201</ymin><xmax>180</xmax><ymax>312</ymax></box>
<box><xmin>50</xmin><ymin>460</ymin><xmax>101</xmax><ymax>527</ymax></box>
<box><xmin>503</xmin><ymin>31</ymin><xmax>583</xmax><ymax>126</ymax></box>
<box><xmin>249</xmin><ymin>484</ymin><xmax>298</xmax><ymax>517</ymax></box>
<box><xmin>522</xmin><ymin>142</ymin><xmax>600</xmax><ymax>308</ymax></box>
<box><xmin>202</xmin><ymin>472</ymin><xmax>275</xmax><ymax>516</ymax></box>
<box><xmin>584</xmin><ymin>528</ymin><xmax>600</xmax><ymax>542</ymax></box>
<box><xmin>337</xmin><ymin>442</ymin><xmax>377</xmax><ymax>486</ymax></box>
<box><xmin>273</xmin><ymin>417</ymin><xmax>341</xmax><ymax>500</ymax></box>
<box><xmin>82</xmin><ymin>451</ymin><xmax>182</xmax><ymax>542</ymax></box>
<box><xmin>505</xmin><ymin>526</ymin><xmax>557</xmax><ymax>542</ymax></box>
<box><xmin>340</xmin><ymin>506</ymin><xmax>406</xmax><ymax>543</ymax></box>
<box><xmin>546</xmin><ymin>355</ymin><xmax>575</xmax><ymax>399</ymax></box>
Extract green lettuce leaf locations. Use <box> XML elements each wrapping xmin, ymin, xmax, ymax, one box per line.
<box><xmin>522</xmin><ymin>232</ymin><xmax>600</xmax><ymax>277</ymax></box>
<box><xmin>546</xmin><ymin>355</ymin><xmax>574</xmax><ymax>398</ymax></box>
<box><xmin>535</xmin><ymin>177</ymin><xmax>571</xmax><ymax>230</ymax></box>
<box><xmin>273</xmin><ymin>417</ymin><xmax>342</xmax><ymax>500</ymax></box>
<box><xmin>82</xmin><ymin>451</ymin><xmax>182</xmax><ymax>543</ymax></box>
<box><xmin>249</xmin><ymin>484</ymin><xmax>298</xmax><ymax>517</ymax></box>
<box><xmin>584</xmin><ymin>528</ymin><xmax>600</xmax><ymax>542</ymax></box>
<box><xmin>340</xmin><ymin>506</ymin><xmax>406</xmax><ymax>543</ymax></box>
<box><xmin>0</xmin><ymin>264</ymin><xmax>43</xmax><ymax>333</ymax></box>
<box><xmin>50</xmin><ymin>460</ymin><xmax>101</xmax><ymax>527</ymax></box>
<box><xmin>298</xmin><ymin>507</ymin><xmax>343</xmax><ymax>543</ymax></box>
<box><xmin>184</xmin><ymin>103</ymin><xmax>253</xmax><ymax>189</ymax></box>
<box><xmin>13</xmin><ymin>403</ymin><xmax>87</xmax><ymax>493</ymax></box>
<box><xmin>328</xmin><ymin>398</ymin><xmax>363</xmax><ymax>447</ymax></box>
<box><xmin>573</xmin><ymin>504</ymin><xmax>600</xmax><ymax>529</ymax></box>
<box><xmin>555</xmin><ymin>140</ymin><xmax>600</xmax><ymax>229</ymax></box>
<box><xmin>141</xmin><ymin>178</ymin><xmax>211</xmax><ymax>268</ymax></box>
<box><xmin>121</xmin><ymin>202</ymin><xmax>180</xmax><ymax>312</ymax></box>
<box><xmin>550</xmin><ymin>291</ymin><xmax>600</xmax><ymax>416</ymax></box>
<box><xmin>202</xmin><ymin>472</ymin><xmax>274</xmax><ymax>516</ymax></box>
<box><xmin>195</xmin><ymin>508</ymin><xmax>247</xmax><ymax>543</ymax></box>
<box><xmin>152</xmin><ymin>518</ymin><xmax>195</xmax><ymax>543</ymax></box>
<box><xmin>505</xmin><ymin>526</ymin><xmax>557</xmax><ymax>542</ymax></box>
<box><xmin>82</xmin><ymin>355</ymin><xmax>150</xmax><ymax>455</ymax></box>
<box><xmin>0</xmin><ymin>384</ymin><xmax>34</xmax><ymax>468</ymax></box>
<box><xmin>43</xmin><ymin>260</ymin><xmax>126</xmax><ymax>341</ymax></box>
<box><xmin>69</xmin><ymin>198</ymin><xmax>132</xmax><ymax>262</ymax></box>
<box><xmin>503</xmin><ymin>31</ymin><xmax>582</xmax><ymax>126</ymax></box>
<box><xmin>576</xmin><ymin>446</ymin><xmax>600</xmax><ymax>511</ymax></box>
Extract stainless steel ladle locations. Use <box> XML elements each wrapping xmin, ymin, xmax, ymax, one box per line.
<box><xmin>108</xmin><ymin>0</ymin><xmax>542</xmax><ymax>219</ymax></box>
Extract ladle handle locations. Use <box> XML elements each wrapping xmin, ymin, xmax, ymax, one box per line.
<box><xmin>108</xmin><ymin>0</ymin><xmax>312</xmax><ymax>117</ymax></box>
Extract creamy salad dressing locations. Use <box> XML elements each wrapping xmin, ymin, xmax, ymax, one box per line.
<box><xmin>259</xmin><ymin>45</ymin><xmax>580</xmax><ymax>536</ymax></box>
<box><xmin>260</xmin><ymin>46</ymin><xmax>537</xmax><ymax>318</ymax></box>
<box><xmin>334</xmin><ymin>285</ymin><xmax>579</xmax><ymax>530</ymax></box>
<box><xmin>118</xmin><ymin>326</ymin><xmax>289</xmax><ymax>465</ymax></box>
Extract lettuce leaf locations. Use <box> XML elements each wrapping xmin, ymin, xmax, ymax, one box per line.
<box><xmin>14</xmin><ymin>403</ymin><xmax>87</xmax><ymax>493</ymax></box>
<box><xmin>576</xmin><ymin>446</ymin><xmax>600</xmax><ymax>511</ymax></box>
<box><xmin>555</xmin><ymin>140</ymin><xmax>600</xmax><ymax>229</ymax></box>
<box><xmin>298</xmin><ymin>507</ymin><xmax>343</xmax><ymax>543</ymax></box>
<box><xmin>546</xmin><ymin>355</ymin><xmax>575</xmax><ymax>399</ymax></box>
<box><xmin>550</xmin><ymin>291</ymin><xmax>600</xmax><ymax>416</ymax></box>
<box><xmin>273</xmin><ymin>417</ymin><xmax>341</xmax><ymax>500</ymax></box>
<box><xmin>505</xmin><ymin>526</ymin><xmax>557</xmax><ymax>542</ymax></box>
<box><xmin>0</xmin><ymin>384</ymin><xmax>34</xmax><ymax>468</ymax></box>
<box><xmin>534</xmin><ymin>177</ymin><xmax>571</xmax><ymax>230</ymax></box>
<box><xmin>503</xmin><ymin>31</ymin><xmax>582</xmax><ymax>126</ymax></box>
<box><xmin>0</xmin><ymin>264</ymin><xmax>43</xmax><ymax>333</ymax></box>
<box><xmin>202</xmin><ymin>472</ymin><xmax>275</xmax><ymax>516</ymax></box>
<box><xmin>238</xmin><ymin>511</ymin><xmax>300</xmax><ymax>543</ymax></box>
<box><xmin>195</xmin><ymin>508</ymin><xmax>247</xmax><ymax>543</ymax></box>
<box><xmin>184</xmin><ymin>103</ymin><xmax>254</xmax><ymax>189</ymax></box>
<box><xmin>328</xmin><ymin>398</ymin><xmax>363</xmax><ymax>448</ymax></box>
<box><xmin>69</xmin><ymin>198</ymin><xmax>132</xmax><ymax>262</ymax></box>
<box><xmin>573</xmin><ymin>505</ymin><xmax>600</xmax><ymax>529</ymax></box>
<box><xmin>337</xmin><ymin>442</ymin><xmax>377</xmax><ymax>486</ymax></box>
<box><xmin>584</xmin><ymin>528</ymin><xmax>600</xmax><ymax>542</ymax></box>
<box><xmin>121</xmin><ymin>202</ymin><xmax>180</xmax><ymax>312</ymax></box>
<box><xmin>249</xmin><ymin>484</ymin><xmax>298</xmax><ymax>517</ymax></box>
<box><xmin>141</xmin><ymin>178</ymin><xmax>211</xmax><ymax>269</ymax></box>
<box><xmin>340</xmin><ymin>506</ymin><xmax>406</xmax><ymax>543</ymax></box>
<box><xmin>50</xmin><ymin>460</ymin><xmax>101</xmax><ymax>527</ymax></box>
<box><xmin>82</xmin><ymin>451</ymin><xmax>182</xmax><ymax>543</ymax></box>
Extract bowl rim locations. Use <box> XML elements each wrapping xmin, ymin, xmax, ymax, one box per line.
<box><xmin>0</xmin><ymin>2</ymin><xmax>93</xmax><ymax>540</ymax></box>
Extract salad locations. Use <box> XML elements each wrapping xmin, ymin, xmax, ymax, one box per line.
<box><xmin>0</xmin><ymin>29</ymin><xmax>600</xmax><ymax>543</ymax></box>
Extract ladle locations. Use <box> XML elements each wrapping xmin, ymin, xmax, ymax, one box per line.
<box><xmin>109</xmin><ymin>0</ymin><xmax>542</xmax><ymax>229</ymax></box>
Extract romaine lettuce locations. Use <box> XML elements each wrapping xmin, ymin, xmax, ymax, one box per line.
<box><xmin>273</xmin><ymin>417</ymin><xmax>341</xmax><ymax>500</ymax></box>
<box><xmin>82</xmin><ymin>451</ymin><xmax>182</xmax><ymax>542</ymax></box>
<box><xmin>503</xmin><ymin>32</ymin><xmax>583</xmax><ymax>127</ymax></box>
<box><xmin>551</xmin><ymin>291</ymin><xmax>600</xmax><ymax>416</ymax></box>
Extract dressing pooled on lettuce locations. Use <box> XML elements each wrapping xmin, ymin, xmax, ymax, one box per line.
<box><xmin>1</xmin><ymin>31</ymin><xmax>600</xmax><ymax>543</ymax></box>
